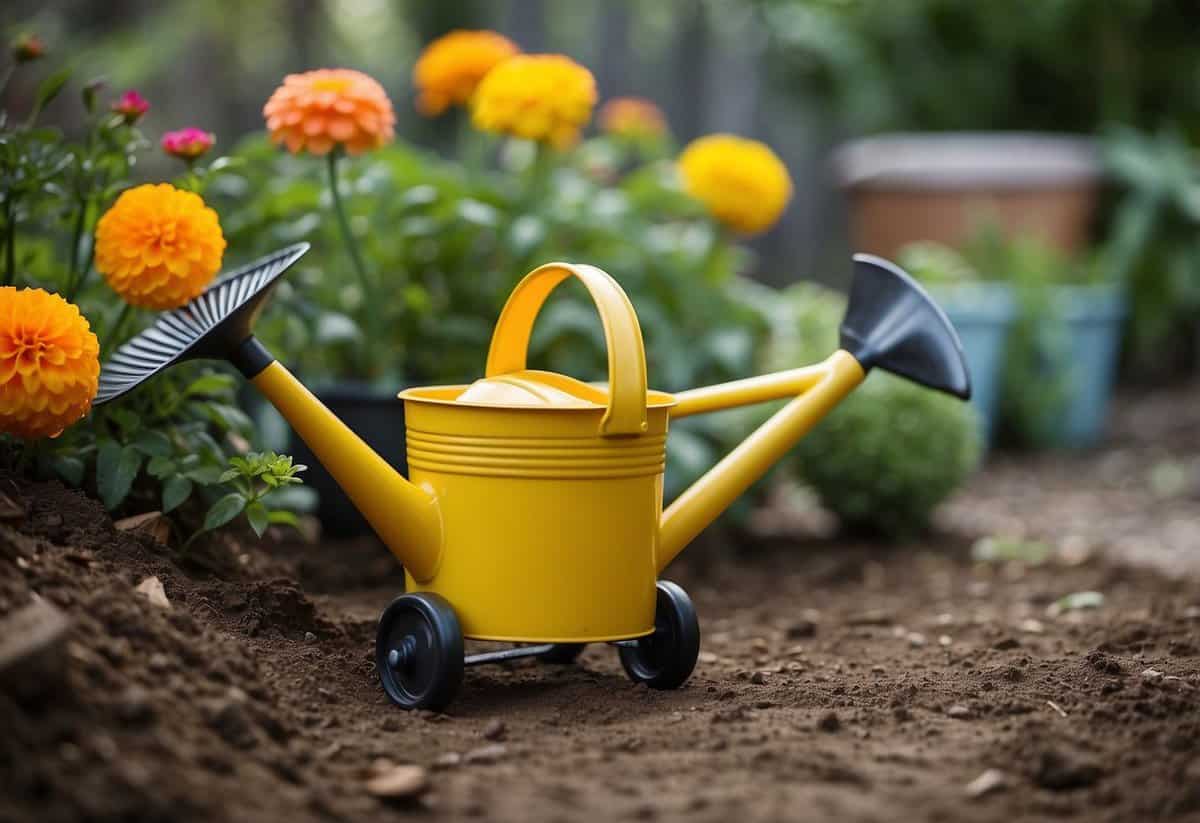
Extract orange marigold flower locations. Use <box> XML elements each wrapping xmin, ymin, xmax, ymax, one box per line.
<box><xmin>413</xmin><ymin>29</ymin><xmax>520</xmax><ymax>117</ymax></box>
<box><xmin>95</xmin><ymin>183</ymin><xmax>226</xmax><ymax>310</ymax></box>
<box><xmin>0</xmin><ymin>288</ymin><xmax>99</xmax><ymax>439</ymax></box>
<box><xmin>678</xmin><ymin>134</ymin><xmax>793</xmax><ymax>236</ymax></box>
<box><xmin>599</xmin><ymin>97</ymin><xmax>668</xmax><ymax>140</ymax></box>
<box><xmin>471</xmin><ymin>54</ymin><xmax>596</xmax><ymax>149</ymax></box>
<box><xmin>263</xmin><ymin>68</ymin><xmax>395</xmax><ymax>156</ymax></box>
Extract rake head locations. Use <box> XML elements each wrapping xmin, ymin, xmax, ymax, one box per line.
<box><xmin>95</xmin><ymin>243</ymin><xmax>309</xmax><ymax>406</ymax></box>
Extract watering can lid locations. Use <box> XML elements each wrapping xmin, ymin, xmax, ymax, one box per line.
<box><xmin>456</xmin><ymin>369</ymin><xmax>608</xmax><ymax>408</ymax></box>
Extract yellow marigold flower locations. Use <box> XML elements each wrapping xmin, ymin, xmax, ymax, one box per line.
<box><xmin>599</xmin><ymin>97</ymin><xmax>668</xmax><ymax>140</ymax></box>
<box><xmin>678</xmin><ymin>134</ymin><xmax>794</xmax><ymax>236</ymax></box>
<box><xmin>264</xmin><ymin>68</ymin><xmax>396</xmax><ymax>156</ymax></box>
<box><xmin>413</xmin><ymin>29</ymin><xmax>520</xmax><ymax>117</ymax></box>
<box><xmin>471</xmin><ymin>54</ymin><xmax>596</xmax><ymax>149</ymax></box>
<box><xmin>0</xmin><ymin>288</ymin><xmax>99</xmax><ymax>439</ymax></box>
<box><xmin>95</xmin><ymin>183</ymin><xmax>226</xmax><ymax>310</ymax></box>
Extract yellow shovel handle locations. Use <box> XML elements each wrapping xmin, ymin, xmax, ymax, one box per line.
<box><xmin>485</xmin><ymin>262</ymin><xmax>649</xmax><ymax>437</ymax></box>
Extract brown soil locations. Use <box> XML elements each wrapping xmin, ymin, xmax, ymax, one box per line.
<box><xmin>2</xmin><ymin>386</ymin><xmax>1200</xmax><ymax>823</ymax></box>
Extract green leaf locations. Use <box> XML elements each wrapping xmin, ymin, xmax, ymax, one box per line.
<box><xmin>132</xmin><ymin>429</ymin><xmax>172</xmax><ymax>457</ymax></box>
<box><xmin>162</xmin><ymin>476</ymin><xmax>193</xmax><ymax>513</ymax></box>
<box><xmin>217</xmin><ymin>468</ymin><xmax>241</xmax><ymax>483</ymax></box>
<box><xmin>146</xmin><ymin>456</ymin><xmax>176</xmax><ymax>478</ymax></box>
<box><xmin>32</xmin><ymin>67</ymin><xmax>72</xmax><ymax>116</ymax></box>
<box><xmin>245</xmin><ymin>501</ymin><xmax>269</xmax><ymax>538</ymax></box>
<box><xmin>206</xmin><ymin>403</ymin><xmax>253</xmax><ymax>433</ymax></box>
<box><xmin>185</xmin><ymin>464</ymin><xmax>225</xmax><ymax>485</ymax></box>
<box><xmin>266</xmin><ymin>510</ymin><xmax>301</xmax><ymax>528</ymax></box>
<box><xmin>51</xmin><ymin>455</ymin><xmax>85</xmax><ymax>487</ymax></box>
<box><xmin>96</xmin><ymin>441</ymin><xmax>142</xmax><ymax>510</ymax></box>
<box><xmin>203</xmin><ymin>492</ymin><xmax>247</xmax><ymax>531</ymax></box>
<box><xmin>184</xmin><ymin>373</ymin><xmax>237</xmax><ymax>398</ymax></box>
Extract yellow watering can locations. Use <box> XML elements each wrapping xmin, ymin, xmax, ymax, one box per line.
<box><xmin>96</xmin><ymin>243</ymin><xmax>970</xmax><ymax>711</ymax></box>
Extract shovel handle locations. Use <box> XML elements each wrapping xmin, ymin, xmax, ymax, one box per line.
<box><xmin>485</xmin><ymin>262</ymin><xmax>649</xmax><ymax>437</ymax></box>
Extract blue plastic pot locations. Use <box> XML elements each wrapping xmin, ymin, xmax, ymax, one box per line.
<box><xmin>932</xmin><ymin>283</ymin><xmax>1016</xmax><ymax>443</ymax></box>
<box><xmin>1042</xmin><ymin>285</ymin><xmax>1127</xmax><ymax>448</ymax></box>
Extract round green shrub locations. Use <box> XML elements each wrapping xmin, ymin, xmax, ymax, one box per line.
<box><xmin>765</xmin><ymin>283</ymin><xmax>982</xmax><ymax>538</ymax></box>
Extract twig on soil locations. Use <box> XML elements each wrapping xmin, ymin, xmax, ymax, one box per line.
<box><xmin>1046</xmin><ymin>700</ymin><xmax>1068</xmax><ymax>718</ymax></box>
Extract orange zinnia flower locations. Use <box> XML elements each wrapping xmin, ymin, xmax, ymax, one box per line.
<box><xmin>95</xmin><ymin>183</ymin><xmax>226</xmax><ymax>310</ymax></box>
<box><xmin>263</xmin><ymin>68</ymin><xmax>395</xmax><ymax>156</ymax></box>
<box><xmin>599</xmin><ymin>97</ymin><xmax>668</xmax><ymax>141</ymax></box>
<box><xmin>413</xmin><ymin>29</ymin><xmax>520</xmax><ymax>116</ymax></box>
<box><xmin>0</xmin><ymin>288</ymin><xmax>99</xmax><ymax>439</ymax></box>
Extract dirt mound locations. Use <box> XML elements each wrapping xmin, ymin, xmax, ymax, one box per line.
<box><xmin>1</xmin><ymin>473</ymin><xmax>1199</xmax><ymax>822</ymax></box>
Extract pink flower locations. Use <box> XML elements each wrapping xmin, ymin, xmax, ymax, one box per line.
<box><xmin>161</xmin><ymin>128</ymin><xmax>215</xmax><ymax>161</ymax></box>
<box><xmin>12</xmin><ymin>33</ymin><xmax>45</xmax><ymax>63</ymax></box>
<box><xmin>112</xmin><ymin>90</ymin><xmax>149</xmax><ymax>124</ymax></box>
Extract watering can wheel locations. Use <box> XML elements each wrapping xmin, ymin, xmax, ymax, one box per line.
<box><xmin>375</xmin><ymin>593</ymin><xmax>464</xmax><ymax>711</ymax></box>
<box><xmin>618</xmin><ymin>581</ymin><xmax>700</xmax><ymax>690</ymax></box>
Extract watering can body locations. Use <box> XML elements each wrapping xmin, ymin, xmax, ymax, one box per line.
<box><xmin>399</xmin><ymin>386</ymin><xmax>672</xmax><ymax>641</ymax></box>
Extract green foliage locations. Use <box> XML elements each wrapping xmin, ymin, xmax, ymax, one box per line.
<box><xmin>195</xmin><ymin>451</ymin><xmax>306</xmax><ymax>539</ymax></box>
<box><xmin>1</xmin><ymin>51</ymin><xmax>305</xmax><ymax>542</ymax></box>
<box><xmin>766</xmin><ymin>283</ymin><xmax>981</xmax><ymax>537</ymax></box>
<box><xmin>213</xmin><ymin>133</ymin><xmax>768</xmax><ymax>501</ymax></box>
<box><xmin>760</xmin><ymin>0</ymin><xmax>1200</xmax><ymax>135</ymax></box>
<box><xmin>1102</xmin><ymin>127</ymin><xmax>1200</xmax><ymax>371</ymax></box>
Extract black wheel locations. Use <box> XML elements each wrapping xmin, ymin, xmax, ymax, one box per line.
<box><xmin>375</xmin><ymin>593</ymin><xmax>464</xmax><ymax>711</ymax></box>
<box><xmin>540</xmin><ymin>643</ymin><xmax>586</xmax><ymax>664</ymax></box>
<box><xmin>619</xmin><ymin>580</ymin><xmax>700</xmax><ymax>690</ymax></box>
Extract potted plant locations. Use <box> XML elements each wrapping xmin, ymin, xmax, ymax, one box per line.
<box><xmin>964</xmin><ymin>230</ymin><xmax>1126</xmax><ymax>449</ymax></box>
<box><xmin>894</xmin><ymin>242</ymin><xmax>1013</xmax><ymax>444</ymax></box>
<box><xmin>833</xmin><ymin>133</ymin><xmax>1102</xmax><ymax>260</ymax></box>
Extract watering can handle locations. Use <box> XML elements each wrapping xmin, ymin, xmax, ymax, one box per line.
<box><xmin>485</xmin><ymin>262</ymin><xmax>649</xmax><ymax>437</ymax></box>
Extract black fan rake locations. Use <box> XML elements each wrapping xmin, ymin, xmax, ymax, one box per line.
<box><xmin>95</xmin><ymin>243</ymin><xmax>310</xmax><ymax>405</ymax></box>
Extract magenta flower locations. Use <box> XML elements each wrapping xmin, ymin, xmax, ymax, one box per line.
<box><xmin>12</xmin><ymin>33</ymin><xmax>45</xmax><ymax>64</ymax></box>
<box><xmin>112</xmin><ymin>90</ymin><xmax>150</xmax><ymax>124</ymax></box>
<box><xmin>161</xmin><ymin>128</ymin><xmax>215</xmax><ymax>161</ymax></box>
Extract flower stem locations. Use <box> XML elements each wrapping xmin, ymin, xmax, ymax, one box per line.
<box><xmin>65</xmin><ymin>196</ymin><xmax>91</xmax><ymax>300</ymax></box>
<box><xmin>325</xmin><ymin>149</ymin><xmax>376</xmax><ymax>377</ymax></box>
<box><xmin>2</xmin><ymin>196</ymin><xmax>16</xmax><ymax>287</ymax></box>
<box><xmin>101</xmin><ymin>303</ymin><xmax>135</xmax><ymax>358</ymax></box>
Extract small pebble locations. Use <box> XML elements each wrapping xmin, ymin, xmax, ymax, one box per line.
<box><xmin>134</xmin><ymin>576</ymin><xmax>170</xmax><ymax>610</ymax></box>
<box><xmin>365</xmin><ymin>764</ymin><xmax>429</xmax><ymax>799</ymax></box>
<box><xmin>964</xmin><ymin>768</ymin><xmax>1007</xmax><ymax>798</ymax></box>
<box><xmin>946</xmin><ymin>704</ymin><xmax>972</xmax><ymax>719</ymax></box>
<box><xmin>432</xmin><ymin>752</ymin><xmax>461</xmax><ymax>770</ymax></box>
<box><xmin>482</xmin><ymin>719</ymin><xmax>506</xmax><ymax>741</ymax></box>
<box><xmin>907</xmin><ymin>632</ymin><xmax>927</xmax><ymax>648</ymax></box>
<box><xmin>304</xmin><ymin>631</ymin><xmax>317</xmax><ymax>643</ymax></box>
<box><xmin>463</xmin><ymin>744</ymin><xmax>508</xmax><ymax>765</ymax></box>
<box><xmin>749</xmin><ymin>671</ymin><xmax>767</xmax><ymax>685</ymax></box>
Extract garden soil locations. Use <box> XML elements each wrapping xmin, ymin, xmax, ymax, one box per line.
<box><xmin>2</xmin><ymin>385</ymin><xmax>1200</xmax><ymax>823</ymax></box>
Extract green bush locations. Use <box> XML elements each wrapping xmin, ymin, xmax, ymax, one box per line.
<box><xmin>765</xmin><ymin>283</ymin><xmax>981</xmax><ymax>537</ymax></box>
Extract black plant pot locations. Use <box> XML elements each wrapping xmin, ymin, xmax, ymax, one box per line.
<box><xmin>286</xmin><ymin>382</ymin><xmax>408</xmax><ymax>538</ymax></box>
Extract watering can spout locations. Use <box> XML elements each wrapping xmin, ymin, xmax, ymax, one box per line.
<box><xmin>840</xmin><ymin>254</ymin><xmax>972</xmax><ymax>400</ymax></box>
<box><xmin>247</xmin><ymin>353</ymin><xmax>444</xmax><ymax>581</ymax></box>
<box><xmin>656</xmin><ymin>254</ymin><xmax>970</xmax><ymax>572</ymax></box>
<box><xmin>92</xmin><ymin>245</ymin><xmax>443</xmax><ymax>582</ymax></box>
